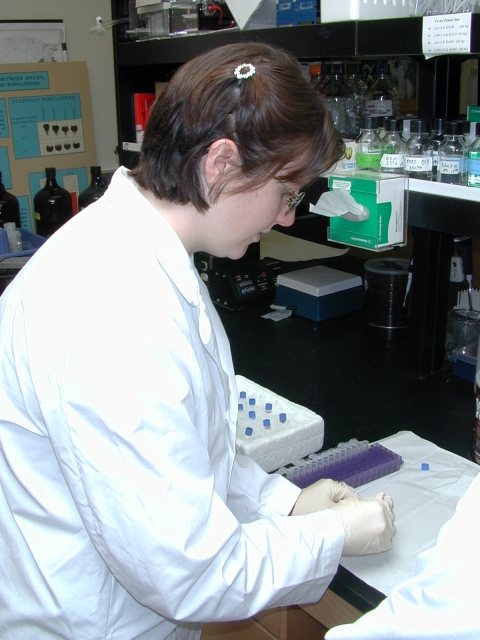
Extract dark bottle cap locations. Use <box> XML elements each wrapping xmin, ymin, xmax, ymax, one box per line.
<box><xmin>330</xmin><ymin>63</ymin><xmax>343</xmax><ymax>75</ymax></box>
<box><xmin>431</xmin><ymin>118</ymin><xmax>445</xmax><ymax>133</ymax></box>
<box><xmin>90</xmin><ymin>165</ymin><xmax>102</xmax><ymax>176</ymax></box>
<box><xmin>474</xmin><ymin>122</ymin><xmax>480</xmax><ymax>137</ymax></box>
<box><xmin>445</xmin><ymin>120</ymin><xmax>463</xmax><ymax>136</ymax></box>
<box><xmin>410</xmin><ymin>119</ymin><xmax>429</xmax><ymax>135</ymax></box>
<box><xmin>45</xmin><ymin>167</ymin><xmax>56</xmax><ymax>177</ymax></box>
<box><xmin>386</xmin><ymin>118</ymin><xmax>401</xmax><ymax>132</ymax></box>
<box><xmin>346</xmin><ymin>64</ymin><xmax>361</xmax><ymax>75</ymax></box>
<box><xmin>360</xmin><ymin>116</ymin><xmax>379</xmax><ymax>130</ymax></box>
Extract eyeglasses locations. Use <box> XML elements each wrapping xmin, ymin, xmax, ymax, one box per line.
<box><xmin>280</xmin><ymin>182</ymin><xmax>305</xmax><ymax>214</ymax></box>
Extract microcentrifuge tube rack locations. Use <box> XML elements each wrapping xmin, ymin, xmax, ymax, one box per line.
<box><xmin>277</xmin><ymin>438</ymin><xmax>403</xmax><ymax>489</ymax></box>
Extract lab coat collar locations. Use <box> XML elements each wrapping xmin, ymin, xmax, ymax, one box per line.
<box><xmin>107</xmin><ymin>167</ymin><xmax>202</xmax><ymax>309</ymax></box>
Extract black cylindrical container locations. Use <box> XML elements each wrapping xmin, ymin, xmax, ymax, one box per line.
<box><xmin>363</xmin><ymin>258</ymin><xmax>410</xmax><ymax>330</ymax></box>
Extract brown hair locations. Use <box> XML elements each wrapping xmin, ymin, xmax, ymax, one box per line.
<box><xmin>130</xmin><ymin>42</ymin><xmax>343</xmax><ymax>211</ymax></box>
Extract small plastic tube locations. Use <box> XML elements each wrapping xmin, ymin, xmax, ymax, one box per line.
<box><xmin>279</xmin><ymin>413</ymin><xmax>286</xmax><ymax>423</ymax></box>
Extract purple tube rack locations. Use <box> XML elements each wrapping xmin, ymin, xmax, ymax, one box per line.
<box><xmin>284</xmin><ymin>442</ymin><xmax>403</xmax><ymax>489</ymax></box>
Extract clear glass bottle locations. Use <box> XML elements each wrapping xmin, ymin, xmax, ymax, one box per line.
<box><xmin>364</xmin><ymin>61</ymin><xmax>401</xmax><ymax>118</ymax></box>
<box><xmin>467</xmin><ymin>123</ymin><xmax>480</xmax><ymax>188</ymax></box>
<box><xmin>380</xmin><ymin>118</ymin><xmax>406</xmax><ymax>173</ymax></box>
<box><xmin>344</xmin><ymin>63</ymin><xmax>367</xmax><ymax>138</ymax></box>
<box><xmin>356</xmin><ymin>116</ymin><xmax>382</xmax><ymax>171</ymax></box>
<box><xmin>321</xmin><ymin>63</ymin><xmax>355</xmax><ymax>138</ymax></box>
<box><xmin>316</xmin><ymin>63</ymin><xmax>332</xmax><ymax>95</ymax></box>
<box><xmin>78</xmin><ymin>166</ymin><xmax>108</xmax><ymax>210</ymax></box>
<box><xmin>437</xmin><ymin>120</ymin><xmax>465</xmax><ymax>184</ymax></box>
<box><xmin>34</xmin><ymin>167</ymin><xmax>73</xmax><ymax>238</ymax></box>
<box><xmin>0</xmin><ymin>171</ymin><xmax>21</xmax><ymax>228</ymax></box>
<box><xmin>404</xmin><ymin>119</ymin><xmax>433</xmax><ymax>179</ymax></box>
<box><xmin>429</xmin><ymin>117</ymin><xmax>445</xmax><ymax>179</ymax></box>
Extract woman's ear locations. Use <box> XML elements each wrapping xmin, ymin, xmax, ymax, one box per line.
<box><xmin>203</xmin><ymin>138</ymin><xmax>240</xmax><ymax>187</ymax></box>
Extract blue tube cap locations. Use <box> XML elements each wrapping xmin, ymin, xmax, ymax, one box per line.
<box><xmin>245</xmin><ymin>427</ymin><xmax>253</xmax><ymax>437</ymax></box>
<box><xmin>421</xmin><ymin>462</ymin><xmax>429</xmax><ymax>471</ymax></box>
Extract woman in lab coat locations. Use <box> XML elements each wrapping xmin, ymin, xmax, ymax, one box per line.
<box><xmin>0</xmin><ymin>43</ymin><xmax>395</xmax><ymax>639</ymax></box>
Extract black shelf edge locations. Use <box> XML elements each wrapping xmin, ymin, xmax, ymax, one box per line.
<box><xmin>357</xmin><ymin>16</ymin><xmax>424</xmax><ymax>57</ymax></box>
<box><xmin>116</xmin><ymin>23</ymin><xmax>357</xmax><ymax>67</ymax></box>
<box><xmin>116</xmin><ymin>15</ymin><xmax>480</xmax><ymax>66</ymax></box>
<box><xmin>409</xmin><ymin>191</ymin><xmax>480</xmax><ymax>237</ymax></box>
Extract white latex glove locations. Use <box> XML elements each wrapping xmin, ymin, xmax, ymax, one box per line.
<box><xmin>291</xmin><ymin>478</ymin><xmax>358</xmax><ymax>516</ymax></box>
<box><xmin>331</xmin><ymin>491</ymin><xmax>396</xmax><ymax>557</ymax></box>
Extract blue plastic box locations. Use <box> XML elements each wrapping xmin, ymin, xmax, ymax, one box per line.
<box><xmin>276</xmin><ymin>2</ymin><xmax>295</xmax><ymax>25</ymax></box>
<box><xmin>275</xmin><ymin>265</ymin><xmax>363</xmax><ymax>322</ymax></box>
<box><xmin>0</xmin><ymin>228</ymin><xmax>46</xmax><ymax>259</ymax></box>
<box><xmin>295</xmin><ymin>1</ymin><xmax>318</xmax><ymax>24</ymax></box>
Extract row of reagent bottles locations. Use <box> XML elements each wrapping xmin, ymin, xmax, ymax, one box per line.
<box><xmin>354</xmin><ymin>116</ymin><xmax>480</xmax><ymax>185</ymax></box>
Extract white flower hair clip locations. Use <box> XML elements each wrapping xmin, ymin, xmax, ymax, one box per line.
<box><xmin>234</xmin><ymin>63</ymin><xmax>256</xmax><ymax>80</ymax></box>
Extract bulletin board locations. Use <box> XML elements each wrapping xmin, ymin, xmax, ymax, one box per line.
<box><xmin>0</xmin><ymin>62</ymin><xmax>96</xmax><ymax>231</ymax></box>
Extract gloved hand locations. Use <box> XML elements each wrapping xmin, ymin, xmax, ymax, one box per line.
<box><xmin>331</xmin><ymin>491</ymin><xmax>396</xmax><ymax>556</ymax></box>
<box><xmin>291</xmin><ymin>478</ymin><xmax>358</xmax><ymax>516</ymax></box>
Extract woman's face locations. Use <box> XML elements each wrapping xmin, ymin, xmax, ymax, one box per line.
<box><xmin>202</xmin><ymin>176</ymin><xmax>298</xmax><ymax>260</ymax></box>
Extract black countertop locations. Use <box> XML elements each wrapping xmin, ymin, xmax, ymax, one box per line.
<box><xmin>216</xmin><ymin>253</ymin><xmax>475</xmax><ymax>611</ymax></box>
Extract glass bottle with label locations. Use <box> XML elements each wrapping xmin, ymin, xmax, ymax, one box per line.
<box><xmin>380</xmin><ymin>118</ymin><xmax>406</xmax><ymax>173</ymax></box>
<box><xmin>364</xmin><ymin>61</ymin><xmax>401</xmax><ymax>119</ymax></box>
<box><xmin>437</xmin><ymin>120</ymin><xmax>464</xmax><ymax>185</ymax></box>
<box><xmin>467</xmin><ymin>123</ymin><xmax>480</xmax><ymax>187</ymax></box>
<box><xmin>34</xmin><ymin>167</ymin><xmax>73</xmax><ymax>238</ymax></box>
<box><xmin>78</xmin><ymin>166</ymin><xmax>108</xmax><ymax>210</ymax></box>
<box><xmin>404</xmin><ymin>119</ymin><xmax>433</xmax><ymax>179</ymax></box>
<box><xmin>429</xmin><ymin>117</ymin><xmax>445</xmax><ymax>180</ymax></box>
<box><xmin>0</xmin><ymin>171</ymin><xmax>21</xmax><ymax>228</ymax></box>
<box><xmin>356</xmin><ymin>116</ymin><xmax>382</xmax><ymax>171</ymax></box>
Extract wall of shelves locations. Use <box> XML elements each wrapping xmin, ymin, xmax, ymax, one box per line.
<box><xmin>110</xmin><ymin>0</ymin><xmax>480</xmax><ymax>377</ymax></box>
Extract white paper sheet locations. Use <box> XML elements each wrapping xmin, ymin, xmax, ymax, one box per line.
<box><xmin>260</xmin><ymin>229</ymin><xmax>348</xmax><ymax>262</ymax></box>
<box><xmin>340</xmin><ymin>431</ymin><xmax>480</xmax><ymax>596</ymax></box>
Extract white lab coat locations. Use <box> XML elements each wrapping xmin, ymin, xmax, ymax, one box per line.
<box><xmin>326</xmin><ymin>471</ymin><xmax>480</xmax><ymax>640</ymax></box>
<box><xmin>0</xmin><ymin>167</ymin><xmax>344</xmax><ymax>639</ymax></box>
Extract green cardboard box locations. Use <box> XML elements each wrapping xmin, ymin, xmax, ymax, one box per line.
<box><xmin>325</xmin><ymin>172</ymin><xmax>408</xmax><ymax>251</ymax></box>
<box><xmin>467</xmin><ymin>106</ymin><xmax>480</xmax><ymax>122</ymax></box>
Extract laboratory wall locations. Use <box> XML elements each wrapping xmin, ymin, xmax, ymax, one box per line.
<box><xmin>2</xmin><ymin>0</ymin><xmax>118</xmax><ymax>172</ymax></box>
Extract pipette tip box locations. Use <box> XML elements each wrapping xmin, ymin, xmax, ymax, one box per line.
<box><xmin>275</xmin><ymin>265</ymin><xmax>363</xmax><ymax>322</ymax></box>
<box><xmin>235</xmin><ymin>375</ymin><xmax>324</xmax><ymax>472</ymax></box>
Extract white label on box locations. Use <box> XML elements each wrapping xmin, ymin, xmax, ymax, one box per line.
<box><xmin>331</xmin><ymin>179</ymin><xmax>351</xmax><ymax>192</ymax></box>
<box><xmin>422</xmin><ymin>13</ymin><xmax>471</xmax><ymax>58</ymax></box>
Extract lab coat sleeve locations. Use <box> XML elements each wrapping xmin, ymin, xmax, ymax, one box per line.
<box><xmin>227</xmin><ymin>451</ymin><xmax>302</xmax><ymax>523</ymax></box>
<box><xmin>325</xmin><ymin>473</ymin><xmax>480</xmax><ymax>640</ymax></box>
